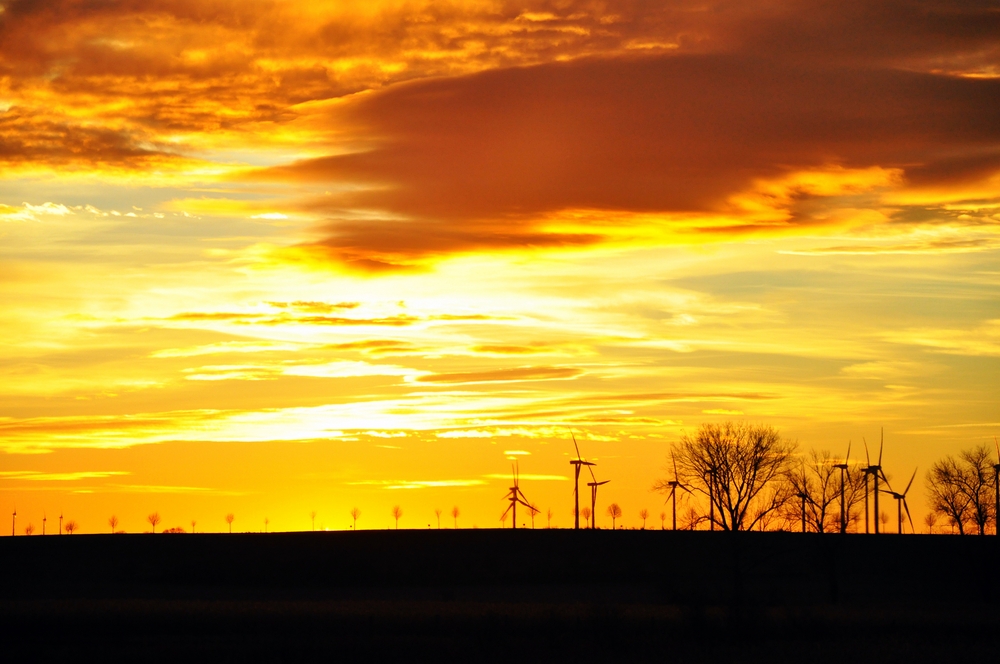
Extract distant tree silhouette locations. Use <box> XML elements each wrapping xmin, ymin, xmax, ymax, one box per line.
<box><xmin>659</xmin><ymin>511</ymin><xmax>666</xmax><ymax>530</ymax></box>
<box><xmin>879</xmin><ymin>510</ymin><xmax>889</xmax><ymax>530</ymax></box>
<box><xmin>392</xmin><ymin>505</ymin><xmax>403</xmax><ymax>529</ymax></box>
<box><xmin>311</xmin><ymin>511</ymin><xmax>317</xmax><ymax>531</ymax></box>
<box><xmin>264</xmin><ymin>517</ymin><xmax>269</xmax><ymax>533</ymax></box>
<box><xmin>606</xmin><ymin>503</ymin><xmax>622</xmax><ymax>529</ymax></box>
<box><xmin>451</xmin><ymin>506</ymin><xmax>460</xmax><ymax>528</ymax></box>
<box><xmin>547</xmin><ymin>508</ymin><xmax>554</xmax><ymax>528</ymax></box>
<box><xmin>528</xmin><ymin>503</ymin><xmax>540</xmax><ymax>529</ymax></box>
<box><xmin>24</xmin><ymin>523</ymin><xmax>34</xmax><ymax>536</ymax></box>
<box><xmin>923</xmin><ymin>512</ymin><xmax>937</xmax><ymax>534</ymax></box>
<box><xmin>108</xmin><ymin>515</ymin><xmax>119</xmax><ymax>534</ymax></box>
<box><xmin>191</xmin><ymin>520</ymin><xmax>196</xmax><ymax>534</ymax></box>
<box><xmin>147</xmin><ymin>512</ymin><xmax>160</xmax><ymax>533</ymax></box>
<box><xmin>669</xmin><ymin>421</ymin><xmax>797</xmax><ymax>531</ymax></box>
<box><xmin>163</xmin><ymin>527</ymin><xmax>185</xmax><ymax>533</ymax></box>
<box><xmin>225</xmin><ymin>513</ymin><xmax>235</xmax><ymax>533</ymax></box>
<box><xmin>580</xmin><ymin>507</ymin><xmax>592</xmax><ymax>527</ymax></box>
<box><xmin>351</xmin><ymin>507</ymin><xmax>361</xmax><ymax>530</ymax></box>
<box><xmin>680</xmin><ymin>507</ymin><xmax>702</xmax><ymax>530</ymax></box>
<box><xmin>639</xmin><ymin>508</ymin><xmax>649</xmax><ymax>529</ymax></box>
<box><xmin>926</xmin><ymin>445</ymin><xmax>995</xmax><ymax>535</ymax></box>
<box><xmin>64</xmin><ymin>520</ymin><xmax>78</xmax><ymax>534</ymax></box>
<box><xmin>434</xmin><ymin>508</ymin><xmax>442</xmax><ymax>529</ymax></box>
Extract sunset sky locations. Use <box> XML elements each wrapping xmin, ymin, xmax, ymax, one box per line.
<box><xmin>2</xmin><ymin>0</ymin><xmax>998</xmax><ymax>534</ymax></box>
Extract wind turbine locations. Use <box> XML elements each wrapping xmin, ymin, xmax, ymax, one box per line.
<box><xmin>863</xmin><ymin>431</ymin><xmax>889</xmax><ymax>534</ymax></box>
<box><xmin>502</xmin><ymin>462</ymin><xmax>533</xmax><ymax>530</ymax></box>
<box><xmin>833</xmin><ymin>442</ymin><xmax>851</xmax><ymax>534</ymax></box>
<box><xmin>569</xmin><ymin>433</ymin><xmax>594</xmax><ymax>530</ymax></box>
<box><xmin>42</xmin><ymin>513</ymin><xmax>46</xmax><ymax>536</ymax></box>
<box><xmin>707</xmin><ymin>465</ymin><xmax>719</xmax><ymax>531</ymax></box>
<box><xmin>662</xmin><ymin>454</ymin><xmax>690</xmax><ymax>530</ymax></box>
<box><xmin>794</xmin><ymin>463</ymin><xmax>811</xmax><ymax>533</ymax></box>
<box><xmin>586</xmin><ymin>465</ymin><xmax>609</xmax><ymax>529</ymax></box>
<box><xmin>993</xmin><ymin>437</ymin><xmax>999</xmax><ymax>536</ymax></box>
<box><xmin>881</xmin><ymin>468</ymin><xmax>917</xmax><ymax>534</ymax></box>
<box><xmin>11</xmin><ymin>507</ymin><xmax>15</xmax><ymax>537</ymax></box>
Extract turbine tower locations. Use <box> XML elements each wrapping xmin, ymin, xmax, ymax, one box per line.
<box><xmin>569</xmin><ymin>433</ymin><xmax>594</xmax><ymax>530</ymax></box>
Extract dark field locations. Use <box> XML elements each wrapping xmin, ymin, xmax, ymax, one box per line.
<box><xmin>2</xmin><ymin>530</ymin><xmax>998</xmax><ymax>662</ymax></box>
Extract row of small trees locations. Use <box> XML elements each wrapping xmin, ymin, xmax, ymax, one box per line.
<box><xmin>654</xmin><ymin>420</ymin><xmax>998</xmax><ymax>534</ymax></box>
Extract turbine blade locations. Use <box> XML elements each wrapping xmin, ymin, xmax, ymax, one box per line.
<box><xmin>572</xmin><ymin>432</ymin><xmax>582</xmax><ymax>462</ymax></box>
<box><xmin>878</xmin><ymin>428</ymin><xmax>883</xmax><ymax>466</ymax></box>
<box><xmin>588</xmin><ymin>464</ymin><xmax>597</xmax><ymax>483</ymax></box>
<box><xmin>672</xmin><ymin>453</ymin><xmax>679</xmax><ymax>481</ymax></box>
<box><xmin>903</xmin><ymin>467</ymin><xmax>917</xmax><ymax>496</ymax></box>
<box><xmin>863</xmin><ymin>438</ymin><xmax>870</xmax><ymax>466</ymax></box>
<box><xmin>845</xmin><ymin>441</ymin><xmax>851</xmax><ymax>466</ymax></box>
<box><xmin>502</xmin><ymin>503</ymin><xmax>513</xmax><ymax>518</ymax></box>
<box><xmin>995</xmin><ymin>436</ymin><xmax>999</xmax><ymax>463</ymax></box>
<box><xmin>902</xmin><ymin>499</ymin><xmax>913</xmax><ymax>533</ymax></box>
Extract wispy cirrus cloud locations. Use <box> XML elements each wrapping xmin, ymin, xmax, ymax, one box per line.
<box><xmin>0</xmin><ymin>470</ymin><xmax>129</xmax><ymax>481</ymax></box>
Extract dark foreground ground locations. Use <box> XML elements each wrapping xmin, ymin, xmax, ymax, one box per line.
<box><xmin>2</xmin><ymin>529</ymin><xmax>998</xmax><ymax>662</ymax></box>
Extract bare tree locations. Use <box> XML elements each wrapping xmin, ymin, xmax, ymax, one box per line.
<box><xmin>923</xmin><ymin>512</ymin><xmax>937</xmax><ymax>534</ymax></box>
<box><xmin>64</xmin><ymin>520</ymin><xmax>78</xmax><ymax>534</ymax></box>
<box><xmin>191</xmin><ymin>520</ymin><xmax>196</xmax><ymax>534</ymax></box>
<box><xmin>638</xmin><ymin>508</ymin><xmax>649</xmax><ymax>529</ymax></box>
<box><xmin>147</xmin><ymin>512</ymin><xmax>161</xmax><ymax>533</ymax></box>
<box><xmin>580</xmin><ymin>507</ymin><xmax>592</xmax><ymax>527</ymax></box>
<box><xmin>24</xmin><ymin>523</ymin><xmax>34</xmax><ymax>536</ymax></box>
<box><xmin>351</xmin><ymin>507</ymin><xmax>361</xmax><ymax>530</ymax></box>
<box><xmin>528</xmin><ymin>503</ymin><xmax>540</xmax><ymax>529</ymax></box>
<box><xmin>606</xmin><ymin>503</ymin><xmax>622</xmax><ymax>529</ymax></box>
<box><xmin>264</xmin><ymin>517</ymin><xmax>269</xmax><ymax>533</ymax></box>
<box><xmin>879</xmin><ymin>510</ymin><xmax>889</xmax><ymax>531</ymax></box>
<box><xmin>392</xmin><ymin>505</ymin><xmax>403</xmax><ymax>529</ymax></box>
<box><xmin>680</xmin><ymin>507</ymin><xmax>702</xmax><ymax>530</ymax></box>
<box><xmin>659</xmin><ymin>511</ymin><xmax>666</xmax><ymax>530</ymax></box>
<box><xmin>311</xmin><ymin>511</ymin><xmax>317</xmax><ymax>531</ymax></box>
<box><xmin>547</xmin><ymin>508</ymin><xmax>553</xmax><ymax>528</ymax></box>
<box><xmin>782</xmin><ymin>449</ymin><xmax>867</xmax><ymax>532</ymax></box>
<box><xmin>452</xmin><ymin>506</ymin><xmax>460</xmax><ymax>528</ymax></box>
<box><xmin>225</xmin><ymin>513</ymin><xmax>235</xmax><ymax>533</ymax></box>
<box><xmin>108</xmin><ymin>515</ymin><xmax>119</xmax><ymax>534</ymax></box>
<box><xmin>669</xmin><ymin>421</ymin><xmax>797</xmax><ymax>531</ymax></box>
<box><xmin>926</xmin><ymin>445</ymin><xmax>995</xmax><ymax>535</ymax></box>
<box><xmin>434</xmin><ymin>508</ymin><xmax>442</xmax><ymax>529</ymax></box>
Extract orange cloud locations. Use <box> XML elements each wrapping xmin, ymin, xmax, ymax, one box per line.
<box><xmin>247</xmin><ymin>51</ymin><xmax>999</xmax><ymax>267</ymax></box>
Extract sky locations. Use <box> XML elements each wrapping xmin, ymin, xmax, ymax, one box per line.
<box><xmin>1</xmin><ymin>0</ymin><xmax>998</xmax><ymax>534</ymax></box>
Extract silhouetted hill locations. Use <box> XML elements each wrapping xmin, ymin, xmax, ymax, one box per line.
<box><xmin>1</xmin><ymin>530</ymin><xmax>998</xmax><ymax>661</ymax></box>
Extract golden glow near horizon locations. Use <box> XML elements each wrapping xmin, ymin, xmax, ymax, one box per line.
<box><xmin>2</xmin><ymin>1</ymin><xmax>998</xmax><ymax>533</ymax></box>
